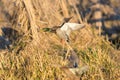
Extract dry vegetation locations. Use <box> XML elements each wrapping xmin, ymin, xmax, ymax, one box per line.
<box><xmin>0</xmin><ymin>0</ymin><xmax>120</xmax><ymax>80</ymax></box>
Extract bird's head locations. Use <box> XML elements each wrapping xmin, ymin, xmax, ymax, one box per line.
<box><xmin>42</xmin><ymin>26</ymin><xmax>60</xmax><ymax>33</ymax></box>
<box><xmin>42</xmin><ymin>16</ymin><xmax>72</xmax><ymax>33</ymax></box>
<box><xmin>42</xmin><ymin>27</ymin><xmax>52</xmax><ymax>32</ymax></box>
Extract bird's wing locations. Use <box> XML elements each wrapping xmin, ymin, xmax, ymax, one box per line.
<box><xmin>65</xmin><ymin>23</ymin><xmax>85</xmax><ymax>31</ymax></box>
<box><xmin>60</xmin><ymin>24</ymin><xmax>72</xmax><ymax>36</ymax></box>
<box><xmin>60</xmin><ymin>23</ymin><xmax>85</xmax><ymax>36</ymax></box>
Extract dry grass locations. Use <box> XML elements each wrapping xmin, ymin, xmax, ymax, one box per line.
<box><xmin>0</xmin><ymin>0</ymin><xmax>120</xmax><ymax>80</ymax></box>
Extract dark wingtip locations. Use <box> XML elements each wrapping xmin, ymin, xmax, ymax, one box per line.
<box><xmin>60</xmin><ymin>16</ymin><xmax>73</xmax><ymax>27</ymax></box>
<box><xmin>64</xmin><ymin>16</ymin><xmax>73</xmax><ymax>22</ymax></box>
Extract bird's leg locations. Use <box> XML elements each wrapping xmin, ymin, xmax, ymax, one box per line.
<box><xmin>61</xmin><ymin>39</ymin><xmax>65</xmax><ymax>51</ymax></box>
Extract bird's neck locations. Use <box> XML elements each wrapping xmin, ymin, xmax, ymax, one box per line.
<box><xmin>50</xmin><ymin>26</ymin><xmax>61</xmax><ymax>33</ymax></box>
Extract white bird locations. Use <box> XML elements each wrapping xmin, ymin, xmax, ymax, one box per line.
<box><xmin>43</xmin><ymin>22</ymin><xmax>85</xmax><ymax>55</ymax></box>
<box><xmin>42</xmin><ymin>16</ymin><xmax>85</xmax><ymax>43</ymax></box>
<box><xmin>56</xmin><ymin>22</ymin><xmax>85</xmax><ymax>43</ymax></box>
<box><xmin>55</xmin><ymin>23</ymin><xmax>85</xmax><ymax>60</ymax></box>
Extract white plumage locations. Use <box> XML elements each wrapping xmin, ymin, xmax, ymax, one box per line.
<box><xmin>60</xmin><ymin>23</ymin><xmax>85</xmax><ymax>36</ymax></box>
<box><xmin>55</xmin><ymin>23</ymin><xmax>85</xmax><ymax>42</ymax></box>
